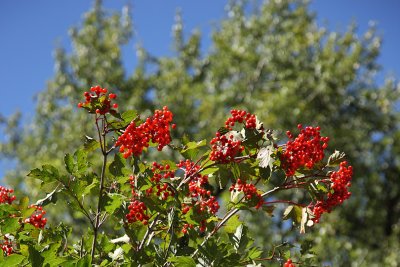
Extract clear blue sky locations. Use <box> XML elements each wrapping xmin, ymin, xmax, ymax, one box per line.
<box><xmin>0</xmin><ymin>0</ymin><xmax>399</xmax><ymax>178</ymax></box>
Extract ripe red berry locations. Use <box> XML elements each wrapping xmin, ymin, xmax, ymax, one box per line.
<box><xmin>281</xmin><ymin>125</ymin><xmax>328</xmax><ymax>176</ymax></box>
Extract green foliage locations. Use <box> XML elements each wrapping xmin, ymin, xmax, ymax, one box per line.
<box><xmin>1</xmin><ymin>0</ymin><xmax>400</xmax><ymax>265</ymax></box>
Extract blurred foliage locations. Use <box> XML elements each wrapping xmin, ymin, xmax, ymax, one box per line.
<box><xmin>1</xmin><ymin>0</ymin><xmax>400</xmax><ymax>265</ymax></box>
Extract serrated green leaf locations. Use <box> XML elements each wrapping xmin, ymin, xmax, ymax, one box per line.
<box><xmin>27</xmin><ymin>165</ymin><xmax>59</xmax><ymax>186</ymax></box>
<box><xmin>109</xmin><ymin>153</ymin><xmax>125</xmax><ymax>177</ymax></box>
<box><xmin>104</xmin><ymin>193</ymin><xmax>124</xmax><ymax>213</ymax></box>
<box><xmin>1</xmin><ymin>217</ymin><xmax>20</xmax><ymax>233</ymax></box>
<box><xmin>0</xmin><ymin>254</ymin><xmax>25</xmax><ymax>267</ymax></box>
<box><xmin>108</xmin><ymin>110</ymin><xmax>138</xmax><ymax>130</ymax></box>
<box><xmin>75</xmin><ymin>149</ymin><xmax>88</xmax><ymax>175</ymax></box>
<box><xmin>168</xmin><ymin>256</ymin><xmax>196</xmax><ymax>267</ymax></box>
<box><xmin>83</xmin><ymin>179</ymin><xmax>99</xmax><ymax>196</ymax></box>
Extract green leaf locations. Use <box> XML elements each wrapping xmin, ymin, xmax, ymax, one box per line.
<box><xmin>212</xmin><ymin>166</ymin><xmax>231</xmax><ymax>190</ymax></box>
<box><xmin>180</xmin><ymin>139</ymin><xmax>206</xmax><ymax>159</ymax></box>
<box><xmin>283</xmin><ymin>205</ymin><xmax>302</xmax><ymax>224</ymax></box>
<box><xmin>217</xmin><ymin>127</ymin><xmax>229</xmax><ymax>136</ymax></box>
<box><xmin>109</xmin><ymin>153</ymin><xmax>125</xmax><ymax>177</ymax></box>
<box><xmin>64</xmin><ymin>153</ymin><xmax>74</xmax><ymax>174</ymax></box>
<box><xmin>168</xmin><ymin>256</ymin><xmax>196</xmax><ymax>267</ymax></box>
<box><xmin>242</xmin><ymin>128</ymin><xmax>264</xmax><ymax>148</ymax></box>
<box><xmin>28</xmin><ymin>246</ymin><xmax>44</xmax><ymax>267</ymax></box>
<box><xmin>1</xmin><ymin>217</ymin><xmax>20</xmax><ymax>233</ymax></box>
<box><xmin>75</xmin><ymin>149</ymin><xmax>88</xmax><ymax>175</ymax></box>
<box><xmin>82</xmin><ymin>179</ymin><xmax>99</xmax><ymax>196</ymax></box>
<box><xmin>224</xmin><ymin>214</ymin><xmax>242</xmax><ymax>233</ymax></box>
<box><xmin>74</xmin><ymin>255</ymin><xmax>91</xmax><ymax>267</ymax></box>
<box><xmin>108</xmin><ymin>110</ymin><xmax>138</xmax><ymax>129</ymax></box>
<box><xmin>27</xmin><ymin>165</ymin><xmax>59</xmax><ymax>186</ymax></box>
<box><xmin>0</xmin><ymin>254</ymin><xmax>25</xmax><ymax>267</ymax></box>
<box><xmin>104</xmin><ymin>193</ymin><xmax>124</xmax><ymax>214</ymax></box>
<box><xmin>327</xmin><ymin>150</ymin><xmax>346</xmax><ymax>167</ymax></box>
<box><xmin>83</xmin><ymin>135</ymin><xmax>100</xmax><ymax>153</ymax></box>
<box><xmin>228</xmin><ymin>224</ymin><xmax>251</xmax><ymax>253</ymax></box>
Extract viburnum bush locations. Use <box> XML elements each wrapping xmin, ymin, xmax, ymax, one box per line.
<box><xmin>0</xmin><ymin>86</ymin><xmax>353</xmax><ymax>266</ymax></box>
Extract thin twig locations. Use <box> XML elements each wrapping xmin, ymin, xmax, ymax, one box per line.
<box><xmin>191</xmin><ymin>187</ymin><xmax>281</xmax><ymax>258</ymax></box>
<box><xmin>91</xmin><ymin>116</ymin><xmax>108</xmax><ymax>262</ymax></box>
<box><xmin>138</xmin><ymin>213</ymin><xmax>160</xmax><ymax>251</ymax></box>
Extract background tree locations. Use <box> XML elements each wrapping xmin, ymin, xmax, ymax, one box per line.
<box><xmin>1</xmin><ymin>0</ymin><xmax>399</xmax><ymax>265</ymax></box>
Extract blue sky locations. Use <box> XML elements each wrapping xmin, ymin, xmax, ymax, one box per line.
<box><xmin>0</xmin><ymin>0</ymin><xmax>399</xmax><ymax>178</ymax></box>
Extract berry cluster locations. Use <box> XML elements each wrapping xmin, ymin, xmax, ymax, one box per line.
<box><xmin>126</xmin><ymin>200</ymin><xmax>149</xmax><ymax>225</ymax></box>
<box><xmin>126</xmin><ymin>176</ymin><xmax>150</xmax><ymax>225</ymax></box>
<box><xmin>77</xmin><ymin>86</ymin><xmax>118</xmax><ymax>114</ymax></box>
<box><xmin>229</xmin><ymin>179</ymin><xmax>264</xmax><ymax>209</ymax></box>
<box><xmin>148</xmin><ymin>162</ymin><xmax>175</xmax><ymax>201</ymax></box>
<box><xmin>150</xmin><ymin>162</ymin><xmax>175</xmax><ymax>183</ymax></box>
<box><xmin>225</xmin><ymin>109</ymin><xmax>257</xmax><ymax>130</ymax></box>
<box><xmin>24</xmin><ymin>205</ymin><xmax>47</xmax><ymax>229</ymax></box>
<box><xmin>0</xmin><ymin>186</ymin><xmax>16</xmax><ymax>204</ymax></box>
<box><xmin>311</xmin><ymin>161</ymin><xmax>353</xmax><ymax>223</ymax></box>
<box><xmin>1</xmin><ymin>237</ymin><xmax>13</xmax><ymax>256</ymax></box>
<box><xmin>210</xmin><ymin>132</ymin><xmax>244</xmax><ymax>163</ymax></box>
<box><xmin>283</xmin><ymin>259</ymin><xmax>295</xmax><ymax>267</ymax></box>
<box><xmin>281</xmin><ymin>125</ymin><xmax>329</xmax><ymax>176</ymax></box>
<box><xmin>181</xmin><ymin>223</ymin><xmax>194</xmax><ymax>234</ymax></box>
<box><xmin>116</xmin><ymin>106</ymin><xmax>174</xmax><ymax>158</ymax></box>
<box><xmin>178</xmin><ymin>160</ymin><xmax>220</xmax><ymax>227</ymax></box>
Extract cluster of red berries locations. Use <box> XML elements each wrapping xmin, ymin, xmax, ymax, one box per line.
<box><xmin>225</xmin><ymin>109</ymin><xmax>257</xmax><ymax>130</ymax></box>
<box><xmin>77</xmin><ymin>86</ymin><xmax>118</xmax><ymax>114</ymax></box>
<box><xmin>0</xmin><ymin>186</ymin><xmax>16</xmax><ymax>204</ymax></box>
<box><xmin>126</xmin><ymin>200</ymin><xmax>149</xmax><ymax>225</ymax></box>
<box><xmin>24</xmin><ymin>205</ymin><xmax>47</xmax><ymax>229</ymax></box>
<box><xmin>210</xmin><ymin>132</ymin><xmax>244</xmax><ymax>163</ymax></box>
<box><xmin>1</xmin><ymin>237</ymin><xmax>13</xmax><ymax>256</ymax></box>
<box><xmin>181</xmin><ymin>223</ymin><xmax>194</xmax><ymax>234</ymax></box>
<box><xmin>229</xmin><ymin>179</ymin><xmax>264</xmax><ymax>209</ymax></box>
<box><xmin>283</xmin><ymin>259</ymin><xmax>296</xmax><ymax>267</ymax></box>
<box><xmin>178</xmin><ymin>160</ymin><xmax>220</xmax><ymax>216</ymax></box>
<box><xmin>126</xmin><ymin>176</ymin><xmax>149</xmax><ymax>225</ymax></box>
<box><xmin>281</xmin><ymin>124</ymin><xmax>329</xmax><ymax>176</ymax></box>
<box><xmin>148</xmin><ymin>163</ymin><xmax>176</xmax><ymax>200</ymax></box>
<box><xmin>116</xmin><ymin>106</ymin><xmax>175</xmax><ymax>158</ymax></box>
<box><xmin>311</xmin><ymin>161</ymin><xmax>353</xmax><ymax>223</ymax></box>
<box><xmin>150</xmin><ymin>162</ymin><xmax>175</xmax><ymax>183</ymax></box>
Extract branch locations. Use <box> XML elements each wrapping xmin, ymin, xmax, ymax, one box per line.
<box><xmin>191</xmin><ymin>187</ymin><xmax>281</xmax><ymax>258</ymax></box>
